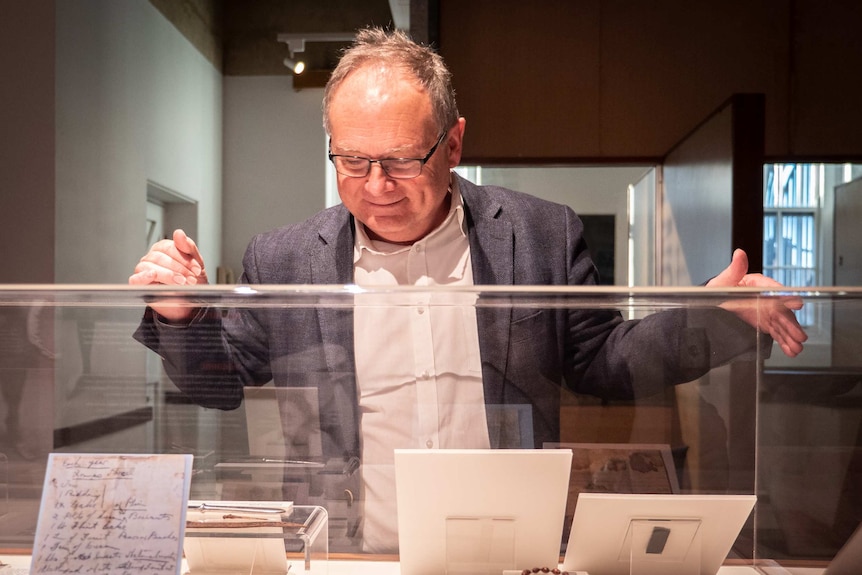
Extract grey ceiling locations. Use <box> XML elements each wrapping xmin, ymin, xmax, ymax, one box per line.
<box><xmin>150</xmin><ymin>0</ymin><xmax>425</xmax><ymax>86</ymax></box>
<box><xmin>222</xmin><ymin>0</ymin><xmax>396</xmax><ymax>76</ymax></box>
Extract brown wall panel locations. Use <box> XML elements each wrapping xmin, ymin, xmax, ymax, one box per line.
<box><xmin>600</xmin><ymin>0</ymin><xmax>788</xmax><ymax>158</ymax></box>
<box><xmin>439</xmin><ymin>0</ymin><xmax>602</xmax><ymax>161</ymax></box>
<box><xmin>791</xmin><ymin>0</ymin><xmax>862</xmax><ymax>157</ymax></box>
<box><xmin>0</xmin><ymin>0</ymin><xmax>56</xmax><ymax>282</ymax></box>
<box><xmin>439</xmin><ymin>0</ymin><xmax>861</xmax><ymax>162</ymax></box>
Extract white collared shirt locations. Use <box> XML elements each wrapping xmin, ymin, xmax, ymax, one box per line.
<box><xmin>352</xmin><ymin>180</ymin><xmax>489</xmax><ymax>552</ymax></box>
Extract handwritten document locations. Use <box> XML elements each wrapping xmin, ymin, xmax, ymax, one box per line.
<box><xmin>31</xmin><ymin>453</ymin><xmax>193</xmax><ymax>575</ymax></box>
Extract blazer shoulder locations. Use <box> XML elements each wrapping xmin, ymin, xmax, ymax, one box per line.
<box><xmin>242</xmin><ymin>205</ymin><xmax>353</xmax><ymax>283</ymax></box>
<box><xmin>460</xmin><ymin>177</ymin><xmax>577</xmax><ymax>230</ymax></box>
<box><xmin>250</xmin><ymin>205</ymin><xmax>352</xmax><ymax>250</ymax></box>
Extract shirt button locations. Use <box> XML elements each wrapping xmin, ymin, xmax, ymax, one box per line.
<box><xmin>414</xmin><ymin>244</ymin><xmax>424</xmax><ymax>253</ymax></box>
<box><xmin>425</xmin><ymin>439</ymin><xmax>434</xmax><ymax>448</ymax></box>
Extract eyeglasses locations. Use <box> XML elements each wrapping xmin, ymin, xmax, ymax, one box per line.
<box><xmin>328</xmin><ymin>131</ymin><xmax>447</xmax><ymax>179</ymax></box>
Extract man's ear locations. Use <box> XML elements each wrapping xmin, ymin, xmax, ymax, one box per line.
<box><xmin>447</xmin><ymin>117</ymin><xmax>467</xmax><ymax>168</ymax></box>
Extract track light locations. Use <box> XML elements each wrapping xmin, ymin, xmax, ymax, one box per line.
<box><xmin>283</xmin><ymin>57</ymin><xmax>305</xmax><ymax>75</ymax></box>
<box><xmin>277</xmin><ymin>33</ymin><xmax>355</xmax><ymax>75</ymax></box>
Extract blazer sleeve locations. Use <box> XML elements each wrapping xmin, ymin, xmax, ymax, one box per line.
<box><xmin>132</xmin><ymin>235</ymin><xmax>278</xmax><ymax>410</ymax></box>
<box><xmin>556</xmin><ymin>202</ymin><xmax>763</xmax><ymax>399</ymax></box>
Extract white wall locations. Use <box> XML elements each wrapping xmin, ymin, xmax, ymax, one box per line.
<box><xmin>51</xmin><ymin>0</ymin><xmax>223</xmax><ymax>437</ymax></box>
<box><xmin>476</xmin><ymin>166</ymin><xmax>652</xmax><ymax>285</ymax></box>
<box><xmin>222</xmin><ymin>77</ymin><xmax>327</xmax><ymax>277</ymax></box>
<box><xmin>661</xmin><ymin>106</ymin><xmax>733</xmax><ymax>287</ymax></box>
<box><xmin>55</xmin><ymin>0</ymin><xmax>222</xmax><ymax>283</ymax></box>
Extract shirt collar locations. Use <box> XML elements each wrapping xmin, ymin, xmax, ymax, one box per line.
<box><xmin>354</xmin><ymin>176</ymin><xmax>466</xmax><ymax>260</ymax></box>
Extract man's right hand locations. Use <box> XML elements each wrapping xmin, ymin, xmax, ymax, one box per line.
<box><xmin>129</xmin><ymin>229</ymin><xmax>209</xmax><ymax>322</ymax></box>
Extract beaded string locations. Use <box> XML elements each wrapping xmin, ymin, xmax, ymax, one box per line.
<box><xmin>521</xmin><ymin>568</ymin><xmax>568</xmax><ymax>575</ymax></box>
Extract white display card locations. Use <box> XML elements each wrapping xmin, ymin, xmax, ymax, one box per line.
<box><xmin>30</xmin><ymin>453</ymin><xmax>193</xmax><ymax>575</ymax></box>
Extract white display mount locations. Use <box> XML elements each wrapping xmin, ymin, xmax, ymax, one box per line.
<box><xmin>563</xmin><ymin>493</ymin><xmax>756</xmax><ymax>575</ymax></box>
<box><xmin>184</xmin><ymin>500</ymin><xmax>328</xmax><ymax>575</ymax></box>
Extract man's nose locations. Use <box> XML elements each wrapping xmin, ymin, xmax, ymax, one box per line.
<box><xmin>365</xmin><ymin>163</ymin><xmax>391</xmax><ymax>193</ymax></box>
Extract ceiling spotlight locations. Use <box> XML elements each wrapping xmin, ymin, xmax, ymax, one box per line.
<box><xmin>277</xmin><ymin>33</ymin><xmax>355</xmax><ymax>75</ymax></box>
<box><xmin>283</xmin><ymin>57</ymin><xmax>305</xmax><ymax>75</ymax></box>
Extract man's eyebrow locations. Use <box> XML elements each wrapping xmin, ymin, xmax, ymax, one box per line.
<box><xmin>332</xmin><ymin>142</ymin><xmax>418</xmax><ymax>157</ymax></box>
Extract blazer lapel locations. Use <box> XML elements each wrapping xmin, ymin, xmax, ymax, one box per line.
<box><xmin>311</xmin><ymin>207</ymin><xmax>361</xmax><ymax>457</ymax></box>
<box><xmin>312</xmin><ymin>206</ymin><xmax>356</xmax><ymax>372</ymax></box>
<box><xmin>458</xmin><ymin>176</ymin><xmax>514</xmax><ymax>415</ymax></box>
<box><xmin>459</xmin><ymin>177</ymin><xmax>514</xmax><ymax>286</ymax></box>
<box><xmin>312</xmin><ymin>206</ymin><xmax>354</xmax><ymax>285</ymax></box>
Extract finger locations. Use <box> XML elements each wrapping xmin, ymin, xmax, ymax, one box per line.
<box><xmin>137</xmin><ymin>233</ymin><xmax>206</xmax><ymax>282</ymax></box>
<box><xmin>136</xmin><ymin>247</ymin><xmax>191</xmax><ymax>277</ymax></box>
<box><xmin>738</xmin><ymin>273</ymin><xmax>784</xmax><ymax>289</ymax></box>
<box><xmin>781</xmin><ymin>296</ymin><xmax>805</xmax><ymax>311</ymax></box>
<box><xmin>128</xmin><ymin>269</ymin><xmax>157</xmax><ymax>285</ymax></box>
<box><xmin>779</xmin><ymin>339</ymin><xmax>801</xmax><ymax>358</ymax></box>
<box><xmin>769</xmin><ymin>307</ymin><xmax>808</xmax><ymax>357</ymax></box>
<box><xmin>778</xmin><ymin>311</ymin><xmax>808</xmax><ymax>345</ymax></box>
<box><xmin>129</xmin><ymin>267</ymin><xmax>185</xmax><ymax>286</ymax></box>
<box><xmin>706</xmin><ymin>248</ymin><xmax>748</xmax><ymax>288</ymax></box>
<box><xmin>770</xmin><ymin>300</ymin><xmax>808</xmax><ymax>338</ymax></box>
<box><xmin>779</xmin><ymin>332</ymin><xmax>805</xmax><ymax>357</ymax></box>
<box><xmin>132</xmin><ymin>259</ymin><xmax>194</xmax><ymax>285</ymax></box>
<box><xmin>172</xmin><ymin>229</ymin><xmax>204</xmax><ymax>276</ymax></box>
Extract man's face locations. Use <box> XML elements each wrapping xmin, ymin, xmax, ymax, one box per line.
<box><xmin>327</xmin><ymin>65</ymin><xmax>465</xmax><ymax>244</ymax></box>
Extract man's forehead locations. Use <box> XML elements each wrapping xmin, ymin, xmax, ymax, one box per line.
<box><xmin>332</xmin><ymin>64</ymin><xmax>427</xmax><ymax>108</ymax></box>
<box><xmin>328</xmin><ymin>66</ymin><xmax>436</xmax><ymax>150</ymax></box>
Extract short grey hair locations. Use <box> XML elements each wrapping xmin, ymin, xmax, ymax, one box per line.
<box><xmin>322</xmin><ymin>27</ymin><xmax>459</xmax><ymax>135</ymax></box>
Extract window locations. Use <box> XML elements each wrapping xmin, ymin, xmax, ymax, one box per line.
<box><xmin>763</xmin><ymin>164</ymin><xmax>818</xmax><ymax>287</ymax></box>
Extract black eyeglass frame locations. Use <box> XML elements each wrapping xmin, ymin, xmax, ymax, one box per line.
<box><xmin>328</xmin><ymin>131</ymin><xmax>448</xmax><ymax>179</ymax></box>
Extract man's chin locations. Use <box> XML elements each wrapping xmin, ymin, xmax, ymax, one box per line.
<box><xmin>363</xmin><ymin>219</ymin><xmax>418</xmax><ymax>244</ymax></box>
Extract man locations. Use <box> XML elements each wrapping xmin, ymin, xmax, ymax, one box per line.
<box><xmin>130</xmin><ymin>28</ymin><xmax>806</xmax><ymax>551</ymax></box>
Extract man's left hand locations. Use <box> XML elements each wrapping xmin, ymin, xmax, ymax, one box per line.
<box><xmin>706</xmin><ymin>249</ymin><xmax>808</xmax><ymax>358</ymax></box>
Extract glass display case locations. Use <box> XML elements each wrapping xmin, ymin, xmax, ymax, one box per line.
<box><xmin>0</xmin><ymin>285</ymin><xmax>858</xmax><ymax>573</ymax></box>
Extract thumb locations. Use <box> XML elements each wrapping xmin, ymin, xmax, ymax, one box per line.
<box><xmin>172</xmin><ymin>229</ymin><xmax>205</xmax><ymax>275</ymax></box>
<box><xmin>172</xmin><ymin>229</ymin><xmax>195</xmax><ymax>255</ymax></box>
<box><xmin>706</xmin><ymin>248</ymin><xmax>749</xmax><ymax>287</ymax></box>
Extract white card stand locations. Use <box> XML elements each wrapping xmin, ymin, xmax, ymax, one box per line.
<box><xmin>626</xmin><ymin>519</ymin><xmax>702</xmax><ymax>575</ymax></box>
<box><xmin>184</xmin><ymin>501</ymin><xmax>328</xmax><ymax>574</ymax></box>
<box><xmin>444</xmin><ymin>516</ymin><xmax>517</xmax><ymax>575</ymax></box>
